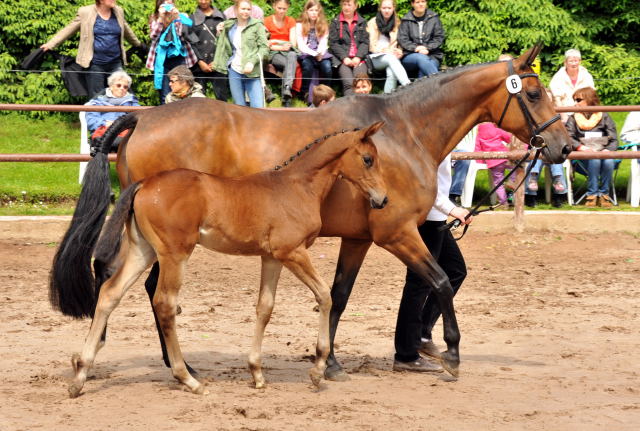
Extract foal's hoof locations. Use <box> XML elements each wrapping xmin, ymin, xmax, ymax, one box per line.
<box><xmin>309</xmin><ymin>368</ymin><xmax>323</xmax><ymax>387</ymax></box>
<box><xmin>68</xmin><ymin>382</ymin><xmax>83</xmax><ymax>398</ymax></box>
<box><xmin>440</xmin><ymin>351</ymin><xmax>460</xmax><ymax>378</ymax></box>
<box><xmin>324</xmin><ymin>364</ymin><xmax>350</xmax><ymax>382</ymax></box>
<box><xmin>190</xmin><ymin>384</ymin><xmax>208</xmax><ymax>395</ymax></box>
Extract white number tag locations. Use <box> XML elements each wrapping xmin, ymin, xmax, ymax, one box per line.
<box><xmin>506</xmin><ymin>75</ymin><xmax>522</xmax><ymax>94</ymax></box>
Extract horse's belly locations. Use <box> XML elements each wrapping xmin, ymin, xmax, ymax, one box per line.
<box><xmin>198</xmin><ymin>226</ymin><xmax>264</xmax><ymax>256</ymax></box>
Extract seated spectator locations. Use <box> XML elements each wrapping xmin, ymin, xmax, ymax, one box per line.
<box><xmin>146</xmin><ymin>0</ymin><xmax>197</xmax><ymax>104</ymax></box>
<box><xmin>397</xmin><ymin>0</ymin><xmax>444</xmax><ymax>79</ymax></box>
<box><xmin>296</xmin><ymin>0</ymin><xmax>332</xmax><ymax>101</ymax></box>
<box><xmin>353</xmin><ymin>74</ymin><xmax>373</xmax><ymax>94</ymax></box>
<box><xmin>621</xmin><ymin>111</ymin><xmax>640</xmax><ymax>144</ymax></box>
<box><xmin>264</xmin><ymin>0</ymin><xmax>298</xmax><ymax>107</ymax></box>
<box><xmin>188</xmin><ymin>0</ymin><xmax>230</xmax><ymax>101</ymax></box>
<box><xmin>329</xmin><ymin>0</ymin><xmax>369</xmax><ymax>96</ymax></box>
<box><xmin>213</xmin><ymin>0</ymin><xmax>269</xmax><ymax>108</ymax></box>
<box><xmin>165</xmin><ymin>65</ymin><xmax>206</xmax><ymax>103</ymax></box>
<box><xmin>566</xmin><ymin>87</ymin><xmax>618</xmax><ymax>207</ymax></box>
<box><xmin>549</xmin><ymin>49</ymin><xmax>595</xmax><ymax>123</ymax></box>
<box><xmin>366</xmin><ymin>0</ymin><xmax>410</xmax><ymax>93</ymax></box>
<box><xmin>311</xmin><ymin>84</ymin><xmax>335</xmax><ymax>107</ymax></box>
<box><xmin>474</xmin><ymin>122</ymin><xmax>512</xmax><ymax>207</ymax></box>
<box><xmin>85</xmin><ymin>71</ymin><xmax>139</xmax><ymax>153</ymax></box>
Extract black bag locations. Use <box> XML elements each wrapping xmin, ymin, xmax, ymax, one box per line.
<box><xmin>20</xmin><ymin>48</ymin><xmax>47</xmax><ymax>70</ymax></box>
<box><xmin>58</xmin><ymin>54</ymin><xmax>88</xmax><ymax>98</ymax></box>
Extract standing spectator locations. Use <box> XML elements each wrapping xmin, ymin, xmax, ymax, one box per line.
<box><xmin>328</xmin><ymin>0</ymin><xmax>369</xmax><ymax>96</ymax></box>
<box><xmin>366</xmin><ymin>0</ymin><xmax>410</xmax><ymax>93</ymax></box>
<box><xmin>311</xmin><ymin>84</ymin><xmax>335</xmax><ymax>107</ymax></box>
<box><xmin>165</xmin><ymin>65</ymin><xmax>206</xmax><ymax>103</ymax></box>
<box><xmin>188</xmin><ymin>0</ymin><xmax>230</xmax><ymax>101</ymax></box>
<box><xmin>40</xmin><ymin>0</ymin><xmax>143</xmax><ymax>98</ymax></box>
<box><xmin>474</xmin><ymin>122</ymin><xmax>512</xmax><ymax>207</ymax></box>
<box><xmin>85</xmin><ymin>70</ymin><xmax>139</xmax><ymax>152</ymax></box>
<box><xmin>566</xmin><ymin>87</ymin><xmax>618</xmax><ymax>208</ymax></box>
<box><xmin>223</xmin><ymin>1</ymin><xmax>264</xmax><ymax>19</ymax></box>
<box><xmin>397</xmin><ymin>0</ymin><xmax>444</xmax><ymax>79</ymax></box>
<box><xmin>264</xmin><ymin>0</ymin><xmax>298</xmax><ymax>107</ymax></box>
<box><xmin>549</xmin><ymin>49</ymin><xmax>596</xmax><ymax>123</ymax></box>
<box><xmin>296</xmin><ymin>0</ymin><xmax>332</xmax><ymax>102</ymax></box>
<box><xmin>146</xmin><ymin>0</ymin><xmax>198</xmax><ymax>104</ymax></box>
<box><xmin>213</xmin><ymin>0</ymin><xmax>269</xmax><ymax>108</ymax></box>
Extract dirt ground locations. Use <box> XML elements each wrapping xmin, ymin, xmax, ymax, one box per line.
<box><xmin>0</xmin><ymin>217</ymin><xmax>638</xmax><ymax>431</ymax></box>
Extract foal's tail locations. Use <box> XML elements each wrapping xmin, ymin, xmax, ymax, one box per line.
<box><xmin>49</xmin><ymin>113</ymin><xmax>139</xmax><ymax>318</ymax></box>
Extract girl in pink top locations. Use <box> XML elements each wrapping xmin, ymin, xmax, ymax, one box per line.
<box><xmin>474</xmin><ymin>122</ymin><xmax>512</xmax><ymax>206</ymax></box>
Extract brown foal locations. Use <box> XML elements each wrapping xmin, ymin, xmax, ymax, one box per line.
<box><xmin>68</xmin><ymin>123</ymin><xmax>387</xmax><ymax>397</ymax></box>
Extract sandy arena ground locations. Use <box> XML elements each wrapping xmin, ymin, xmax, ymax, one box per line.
<box><xmin>0</xmin><ymin>215</ymin><xmax>638</xmax><ymax>430</ymax></box>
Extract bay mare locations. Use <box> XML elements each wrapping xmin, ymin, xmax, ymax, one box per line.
<box><xmin>50</xmin><ymin>45</ymin><xmax>571</xmax><ymax>380</ymax></box>
<box><xmin>68</xmin><ymin>125</ymin><xmax>387</xmax><ymax>397</ymax></box>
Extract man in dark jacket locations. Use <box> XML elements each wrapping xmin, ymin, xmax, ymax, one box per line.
<box><xmin>397</xmin><ymin>0</ymin><xmax>444</xmax><ymax>78</ymax></box>
<box><xmin>188</xmin><ymin>0</ymin><xmax>230</xmax><ymax>101</ymax></box>
<box><xmin>328</xmin><ymin>0</ymin><xmax>370</xmax><ymax>96</ymax></box>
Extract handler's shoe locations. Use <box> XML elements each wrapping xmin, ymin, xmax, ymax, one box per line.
<box><xmin>600</xmin><ymin>194</ymin><xmax>613</xmax><ymax>208</ymax></box>
<box><xmin>393</xmin><ymin>356</ymin><xmax>443</xmax><ymax>373</ymax></box>
<box><xmin>418</xmin><ymin>340</ymin><xmax>442</xmax><ymax>360</ymax></box>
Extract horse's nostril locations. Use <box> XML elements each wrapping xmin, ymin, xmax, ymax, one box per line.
<box><xmin>562</xmin><ymin>145</ymin><xmax>572</xmax><ymax>155</ymax></box>
<box><xmin>382</xmin><ymin>196</ymin><xmax>388</xmax><ymax>207</ymax></box>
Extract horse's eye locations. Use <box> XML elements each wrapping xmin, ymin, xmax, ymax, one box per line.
<box><xmin>363</xmin><ymin>155</ymin><xmax>373</xmax><ymax>167</ymax></box>
<box><xmin>526</xmin><ymin>89</ymin><xmax>541</xmax><ymax>101</ymax></box>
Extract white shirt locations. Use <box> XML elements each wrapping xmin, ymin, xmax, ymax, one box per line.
<box><xmin>427</xmin><ymin>155</ymin><xmax>456</xmax><ymax>221</ymax></box>
<box><xmin>621</xmin><ymin>111</ymin><xmax>640</xmax><ymax>144</ymax></box>
<box><xmin>549</xmin><ymin>65</ymin><xmax>595</xmax><ymax>121</ymax></box>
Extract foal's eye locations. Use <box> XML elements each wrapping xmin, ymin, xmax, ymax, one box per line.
<box><xmin>363</xmin><ymin>155</ymin><xmax>373</xmax><ymax>167</ymax></box>
<box><xmin>526</xmin><ymin>89</ymin><xmax>541</xmax><ymax>101</ymax></box>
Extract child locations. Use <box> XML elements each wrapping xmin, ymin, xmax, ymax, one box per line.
<box><xmin>353</xmin><ymin>74</ymin><xmax>372</xmax><ymax>94</ymax></box>
<box><xmin>311</xmin><ymin>84</ymin><xmax>335</xmax><ymax>107</ymax></box>
<box><xmin>474</xmin><ymin>122</ymin><xmax>512</xmax><ymax>207</ymax></box>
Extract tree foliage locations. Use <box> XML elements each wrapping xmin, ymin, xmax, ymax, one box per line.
<box><xmin>0</xmin><ymin>0</ymin><xmax>638</xmax><ymax>115</ymax></box>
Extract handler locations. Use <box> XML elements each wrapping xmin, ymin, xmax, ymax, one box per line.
<box><xmin>393</xmin><ymin>154</ymin><xmax>472</xmax><ymax>372</ymax></box>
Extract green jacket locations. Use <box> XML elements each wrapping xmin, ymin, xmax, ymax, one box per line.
<box><xmin>213</xmin><ymin>18</ymin><xmax>269</xmax><ymax>78</ymax></box>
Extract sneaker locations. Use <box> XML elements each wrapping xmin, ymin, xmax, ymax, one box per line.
<box><xmin>599</xmin><ymin>194</ymin><xmax>613</xmax><ymax>208</ymax></box>
<box><xmin>418</xmin><ymin>340</ymin><xmax>442</xmax><ymax>359</ymax></box>
<box><xmin>527</xmin><ymin>175</ymin><xmax>539</xmax><ymax>192</ymax></box>
<box><xmin>393</xmin><ymin>356</ymin><xmax>444</xmax><ymax>373</ymax></box>
<box><xmin>524</xmin><ymin>195</ymin><xmax>537</xmax><ymax>208</ymax></box>
<box><xmin>585</xmin><ymin>195</ymin><xmax>597</xmax><ymax>207</ymax></box>
<box><xmin>265</xmin><ymin>87</ymin><xmax>276</xmax><ymax>104</ymax></box>
<box><xmin>551</xmin><ymin>193</ymin><xmax>564</xmax><ymax>208</ymax></box>
<box><xmin>552</xmin><ymin>176</ymin><xmax>565</xmax><ymax>193</ymax></box>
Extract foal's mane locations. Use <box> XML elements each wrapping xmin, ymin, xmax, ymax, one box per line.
<box><xmin>273</xmin><ymin>127</ymin><xmax>363</xmax><ymax>171</ymax></box>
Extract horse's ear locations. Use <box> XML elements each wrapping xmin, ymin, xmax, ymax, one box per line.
<box><xmin>363</xmin><ymin>121</ymin><xmax>385</xmax><ymax>139</ymax></box>
<box><xmin>518</xmin><ymin>42</ymin><xmax>543</xmax><ymax>71</ymax></box>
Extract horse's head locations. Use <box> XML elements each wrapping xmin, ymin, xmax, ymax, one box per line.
<box><xmin>339</xmin><ymin>121</ymin><xmax>388</xmax><ymax>209</ymax></box>
<box><xmin>486</xmin><ymin>44</ymin><xmax>572</xmax><ymax>163</ymax></box>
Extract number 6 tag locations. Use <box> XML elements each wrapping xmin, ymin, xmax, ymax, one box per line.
<box><xmin>506</xmin><ymin>74</ymin><xmax>522</xmax><ymax>94</ymax></box>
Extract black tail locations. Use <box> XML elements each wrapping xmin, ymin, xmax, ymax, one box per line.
<box><xmin>49</xmin><ymin>113</ymin><xmax>139</xmax><ymax>318</ymax></box>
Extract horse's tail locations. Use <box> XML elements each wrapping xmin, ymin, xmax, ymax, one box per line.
<box><xmin>93</xmin><ymin>181</ymin><xmax>142</xmax><ymax>277</ymax></box>
<box><xmin>48</xmin><ymin>113</ymin><xmax>139</xmax><ymax>318</ymax></box>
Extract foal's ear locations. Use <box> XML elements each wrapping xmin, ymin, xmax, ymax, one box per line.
<box><xmin>363</xmin><ymin>121</ymin><xmax>385</xmax><ymax>140</ymax></box>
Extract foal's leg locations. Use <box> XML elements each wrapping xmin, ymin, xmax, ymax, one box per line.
<box><xmin>278</xmin><ymin>248</ymin><xmax>332</xmax><ymax>388</ymax></box>
<box><xmin>248</xmin><ymin>256</ymin><xmax>283</xmax><ymax>389</ymax></box>
<box><xmin>325</xmin><ymin>239</ymin><xmax>372</xmax><ymax>381</ymax></box>
<box><xmin>378</xmin><ymin>227</ymin><xmax>461</xmax><ymax>376</ymax></box>
<box><xmin>69</xmin><ymin>240</ymin><xmax>155</xmax><ymax>398</ymax></box>
<box><xmin>153</xmin><ymin>255</ymin><xmax>204</xmax><ymax>394</ymax></box>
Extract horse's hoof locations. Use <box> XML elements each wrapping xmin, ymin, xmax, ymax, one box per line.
<box><xmin>440</xmin><ymin>351</ymin><xmax>460</xmax><ymax>378</ymax></box>
<box><xmin>254</xmin><ymin>381</ymin><xmax>266</xmax><ymax>390</ymax></box>
<box><xmin>68</xmin><ymin>382</ymin><xmax>83</xmax><ymax>398</ymax></box>
<box><xmin>324</xmin><ymin>365</ymin><xmax>350</xmax><ymax>382</ymax></box>
<box><xmin>191</xmin><ymin>384</ymin><xmax>207</xmax><ymax>395</ymax></box>
<box><xmin>309</xmin><ymin>369</ymin><xmax>323</xmax><ymax>387</ymax></box>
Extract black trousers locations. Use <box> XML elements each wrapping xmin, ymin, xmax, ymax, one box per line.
<box><xmin>394</xmin><ymin>220</ymin><xmax>467</xmax><ymax>362</ymax></box>
<box><xmin>192</xmin><ymin>66</ymin><xmax>231</xmax><ymax>102</ymax></box>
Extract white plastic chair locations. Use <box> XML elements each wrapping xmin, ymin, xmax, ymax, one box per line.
<box><xmin>78</xmin><ymin>110</ymin><xmax>90</xmax><ymax>184</ymax></box>
<box><xmin>458</xmin><ymin>127</ymin><xmax>487</xmax><ymax>208</ymax></box>
<box><xmin>626</xmin><ymin>144</ymin><xmax>639</xmax><ymax>207</ymax></box>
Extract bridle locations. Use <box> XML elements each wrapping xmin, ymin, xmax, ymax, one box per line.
<box><xmin>443</xmin><ymin>59</ymin><xmax>562</xmax><ymax>239</ymax></box>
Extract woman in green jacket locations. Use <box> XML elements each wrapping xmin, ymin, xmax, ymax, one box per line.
<box><xmin>213</xmin><ymin>0</ymin><xmax>269</xmax><ymax>107</ymax></box>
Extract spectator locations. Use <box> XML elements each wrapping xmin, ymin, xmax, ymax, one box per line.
<box><xmin>311</xmin><ymin>84</ymin><xmax>335</xmax><ymax>107</ymax></box>
<box><xmin>40</xmin><ymin>0</ymin><xmax>143</xmax><ymax>99</ymax></box>
<box><xmin>365</xmin><ymin>0</ymin><xmax>410</xmax><ymax>93</ymax></box>
<box><xmin>213</xmin><ymin>0</ymin><xmax>269</xmax><ymax>108</ymax></box>
<box><xmin>328</xmin><ymin>0</ymin><xmax>369</xmax><ymax>96</ymax></box>
<box><xmin>448</xmin><ymin>128</ymin><xmax>475</xmax><ymax>206</ymax></box>
<box><xmin>188</xmin><ymin>0</ymin><xmax>230</xmax><ymax>101</ymax></box>
<box><xmin>146</xmin><ymin>0</ymin><xmax>198</xmax><ymax>104</ymax></box>
<box><xmin>353</xmin><ymin>74</ymin><xmax>373</xmax><ymax>94</ymax></box>
<box><xmin>474</xmin><ymin>122</ymin><xmax>512</xmax><ymax>207</ymax></box>
<box><xmin>621</xmin><ymin>111</ymin><xmax>640</xmax><ymax>144</ymax></box>
<box><xmin>549</xmin><ymin>49</ymin><xmax>595</xmax><ymax>123</ymax></box>
<box><xmin>165</xmin><ymin>65</ymin><xmax>206</xmax><ymax>103</ymax></box>
<box><xmin>524</xmin><ymin>159</ymin><xmax>568</xmax><ymax>208</ymax></box>
<box><xmin>397</xmin><ymin>0</ymin><xmax>444</xmax><ymax>79</ymax></box>
<box><xmin>264</xmin><ymin>0</ymin><xmax>298</xmax><ymax>107</ymax></box>
<box><xmin>85</xmin><ymin>70</ymin><xmax>139</xmax><ymax>152</ymax></box>
<box><xmin>296</xmin><ymin>0</ymin><xmax>332</xmax><ymax>102</ymax></box>
<box><xmin>223</xmin><ymin>1</ymin><xmax>264</xmax><ymax>19</ymax></box>
<box><xmin>566</xmin><ymin>87</ymin><xmax>618</xmax><ymax>207</ymax></box>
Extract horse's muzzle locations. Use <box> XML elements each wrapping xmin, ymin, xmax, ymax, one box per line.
<box><xmin>370</xmin><ymin>196</ymin><xmax>388</xmax><ymax>209</ymax></box>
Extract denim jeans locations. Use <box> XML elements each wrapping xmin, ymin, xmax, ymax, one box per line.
<box><xmin>228</xmin><ymin>67</ymin><xmax>264</xmax><ymax>108</ymax></box>
<box><xmin>525</xmin><ymin>160</ymin><xmax>568</xmax><ymax>195</ymax></box>
<box><xmin>300</xmin><ymin>56</ymin><xmax>332</xmax><ymax>96</ymax></box>
<box><xmin>584</xmin><ymin>158</ymin><xmax>615</xmax><ymax>195</ymax></box>
<box><xmin>450</xmin><ymin>154</ymin><xmax>470</xmax><ymax>197</ymax></box>
<box><xmin>371</xmin><ymin>53</ymin><xmax>411</xmax><ymax>93</ymax></box>
<box><xmin>401</xmin><ymin>53</ymin><xmax>439</xmax><ymax>78</ymax></box>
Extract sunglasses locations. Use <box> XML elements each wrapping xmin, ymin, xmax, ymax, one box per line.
<box><xmin>114</xmin><ymin>83</ymin><xmax>129</xmax><ymax>89</ymax></box>
<box><xmin>574</xmin><ymin>97</ymin><xmax>583</xmax><ymax>102</ymax></box>
<box><xmin>169</xmin><ymin>78</ymin><xmax>181</xmax><ymax>84</ymax></box>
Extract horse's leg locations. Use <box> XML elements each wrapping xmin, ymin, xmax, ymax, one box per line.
<box><xmin>69</xmin><ymin>242</ymin><xmax>154</xmax><ymax>398</ymax></box>
<box><xmin>325</xmin><ymin>238</ymin><xmax>372</xmax><ymax>381</ymax></box>
<box><xmin>279</xmin><ymin>248</ymin><xmax>332</xmax><ymax>388</ymax></box>
<box><xmin>378</xmin><ymin>227</ymin><xmax>461</xmax><ymax>377</ymax></box>
<box><xmin>144</xmin><ymin>263</ymin><xmax>197</xmax><ymax>375</ymax></box>
<box><xmin>153</xmin><ymin>256</ymin><xmax>204</xmax><ymax>394</ymax></box>
<box><xmin>248</xmin><ymin>256</ymin><xmax>283</xmax><ymax>389</ymax></box>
